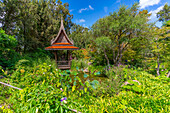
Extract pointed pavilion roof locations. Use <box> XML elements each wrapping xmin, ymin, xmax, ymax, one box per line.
<box><xmin>45</xmin><ymin>17</ymin><xmax>79</xmax><ymax>50</ymax></box>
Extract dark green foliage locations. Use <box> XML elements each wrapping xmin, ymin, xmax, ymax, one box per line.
<box><xmin>0</xmin><ymin>29</ymin><xmax>20</xmax><ymax>69</ymax></box>
<box><xmin>91</xmin><ymin>3</ymin><xmax>152</xmax><ymax>66</ymax></box>
<box><xmin>0</xmin><ymin>0</ymin><xmax>73</xmax><ymax>52</ymax></box>
<box><xmin>157</xmin><ymin>3</ymin><xmax>170</xmax><ymax>22</ymax></box>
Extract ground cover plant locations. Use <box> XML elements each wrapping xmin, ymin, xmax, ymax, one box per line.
<box><xmin>0</xmin><ymin>1</ymin><xmax>170</xmax><ymax>113</ymax></box>
<box><xmin>0</xmin><ymin>61</ymin><xmax>169</xmax><ymax>112</ymax></box>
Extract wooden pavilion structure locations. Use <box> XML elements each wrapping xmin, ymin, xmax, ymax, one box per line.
<box><xmin>45</xmin><ymin>18</ymin><xmax>79</xmax><ymax>69</ymax></box>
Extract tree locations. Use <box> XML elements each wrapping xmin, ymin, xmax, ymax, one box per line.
<box><xmin>152</xmin><ymin>26</ymin><xmax>170</xmax><ymax>76</ymax></box>
<box><xmin>95</xmin><ymin>37</ymin><xmax>112</xmax><ymax>66</ymax></box>
<box><xmin>157</xmin><ymin>3</ymin><xmax>170</xmax><ymax>22</ymax></box>
<box><xmin>0</xmin><ymin>0</ymin><xmax>73</xmax><ymax>52</ymax></box>
<box><xmin>92</xmin><ymin>3</ymin><xmax>152</xmax><ymax>65</ymax></box>
<box><xmin>69</xmin><ymin>24</ymin><xmax>92</xmax><ymax>49</ymax></box>
<box><xmin>16</xmin><ymin>0</ymin><xmax>38</xmax><ymax>53</ymax></box>
<box><xmin>0</xmin><ymin>0</ymin><xmax>20</xmax><ymax>35</ymax></box>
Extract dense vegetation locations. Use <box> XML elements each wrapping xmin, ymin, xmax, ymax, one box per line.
<box><xmin>0</xmin><ymin>0</ymin><xmax>169</xmax><ymax>113</ymax></box>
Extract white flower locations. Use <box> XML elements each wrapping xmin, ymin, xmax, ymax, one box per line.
<box><xmin>60</xmin><ymin>88</ymin><xmax>63</xmax><ymax>91</ymax></box>
<box><xmin>56</xmin><ymin>69</ymin><xmax>58</xmax><ymax>71</ymax></box>
<box><xmin>43</xmin><ymin>72</ymin><xmax>45</xmax><ymax>74</ymax></box>
<box><xmin>63</xmin><ymin>100</ymin><xmax>67</xmax><ymax>104</ymax></box>
<box><xmin>49</xmin><ymin>65</ymin><xmax>51</xmax><ymax>66</ymax></box>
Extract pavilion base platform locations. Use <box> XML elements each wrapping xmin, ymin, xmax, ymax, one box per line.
<box><xmin>58</xmin><ymin>65</ymin><xmax>70</xmax><ymax>69</ymax></box>
<box><xmin>57</xmin><ymin>61</ymin><xmax>71</xmax><ymax>70</ymax></box>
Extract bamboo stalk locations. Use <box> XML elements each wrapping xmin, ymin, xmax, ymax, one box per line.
<box><xmin>68</xmin><ymin>107</ymin><xmax>82</xmax><ymax>113</ymax></box>
<box><xmin>0</xmin><ymin>82</ymin><xmax>22</xmax><ymax>90</ymax></box>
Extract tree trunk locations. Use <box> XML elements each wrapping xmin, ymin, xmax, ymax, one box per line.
<box><xmin>23</xmin><ymin>21</ymin><xmax>26</xmax><ymax>53</ymax></box>
<box><xmin>156</xmin><ymin>55</ymin><xmax>160</xmax><ymax>76</ymax></box>
<box><xmin>112</xmin><ymin>48</ymin><xmax>116</xmax><ymax>63</ymax></box>
<box><xmin>117</xmin><ymin>43</ymin><xmax>124</xmax><ymax>65</ymax></box>
<box><xmin>103</xmin><ymin>49</ymin><xmax>110</xmax><ymax>66</ymax></box>
<box><xmin>115</xmin><ymin>47</ymin><xmax>120</xmax><ymax>65</ymax></box>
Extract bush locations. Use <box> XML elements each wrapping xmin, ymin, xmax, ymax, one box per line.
<box><xmin>0</xmin><ymin>29</ymin><xmax>20</xmax><ymax>69</ymax></box>
<box><xmin>94</xmin><ymin>65</ymin><xmax>130</xmax><ymax>97</ymax></box>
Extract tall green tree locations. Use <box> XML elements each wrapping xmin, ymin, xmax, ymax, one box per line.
<box><xmin>92</xmin><ymin>3</ymin><xmax>152</xmax><ymax>65</ymax></box>
<box><xmin>0</xmin><ymin>0</ymin><xmax>20</xmax><ymax>35</ymax></box>
<box><xmin>69</xmin><ymin>24</ymin><xmax>92</xmax><ymax>49</ymax></box>
<box><xmin>0</xmin><ymin>0</ymin><xmax>73</xmax><ymax>52</ymax></box>
<box><xmin>152</xmin><ymin>25</ymin><xmax>170</xmax><ymax>76</ymax></box>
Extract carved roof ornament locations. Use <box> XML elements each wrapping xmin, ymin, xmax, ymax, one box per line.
<box><xmin>51</xmin><ymin>16</ymin><xmax>73</xmax><ymax>45</ymax></box>
<box><xmin>45</xmin><ymin>16</ymin><xmax>78</xmax><ymax>50</ymax></box>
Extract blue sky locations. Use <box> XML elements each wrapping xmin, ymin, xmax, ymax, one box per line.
<box><xmin>61</xmin><ymin>0</ymin><xmax>170</xmax><ymax>28</ymax></box>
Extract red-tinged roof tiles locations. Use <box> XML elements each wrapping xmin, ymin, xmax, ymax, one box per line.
<box><xmin>52</xmin><ymin>43</ymin><xmax>72</xmax><ymax>45</ymax></box>
<box><xmin>45</xmin><ymin>45</ymin><xmax>79</xmax><ymax>50</ymax></box>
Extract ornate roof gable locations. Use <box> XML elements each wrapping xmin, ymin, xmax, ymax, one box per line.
<box><xmin>51</xmin><ymin>17</ymin><xmax>73</xmax><ymax>45</ymax></box>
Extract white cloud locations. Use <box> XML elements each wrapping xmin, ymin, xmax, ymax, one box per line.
<box><xmin>79</xmin><ymin>5</ymin><xmax>94</xmax><ymax>13</ymax></box>
<box><xmin>79</xmin><ymin>8</ymin><xmax>88</xmax><ymax>13</ymax></box>
<box><xmin>79</xmin><ymin>19</ymin><xmax>85</xmax><ymax>23</ymax></box>
<box><xmin>89</xmin><ymin>5</ymin><xmax>94</xmax><ymax>10</ymax></box>
<box><xmin>139</xmin><ymin>0</ymin><xmax>161</xmax><ymax>9</ymax></box>
<box><xmin>104</xmin><ymin>7</ymin><xmax>108</xmax><ymax>13</ymax></box>
<box><xmin>70</xmin><ymin>9</ymin><xmax>74</xmax><ymax>12</ymax></box>
<box><xmin>149</xmin><ymin>5</ymin><xmax>164</xmax><ymax>20</ymax></box>
<box><xmin>76</xmin><ymin>19</ymin><xmax>85</xmax><ymax>23</ymax></box>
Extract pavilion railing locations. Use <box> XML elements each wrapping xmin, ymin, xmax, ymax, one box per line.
<box><xmin>57</xmin><ymin>61</ymin><xmax>71</xmax><ymax>67</ymax></box>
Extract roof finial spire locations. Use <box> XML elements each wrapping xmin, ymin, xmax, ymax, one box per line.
<box><xmin>61</xmin><ymin>16</ymin><xmax>64</xmax><ymax>27</ymax></box>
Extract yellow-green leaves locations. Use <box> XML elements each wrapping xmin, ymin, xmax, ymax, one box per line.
<box><xmin>72</xmin><ymin>86</ymin><xmax>76</xmax><ymax>92</ymax></box>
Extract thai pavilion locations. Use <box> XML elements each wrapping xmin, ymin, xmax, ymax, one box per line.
<box><xmin>45</xmin><ymin>18</ymin><xmax>79</xmax><ymax>69</ymax></box>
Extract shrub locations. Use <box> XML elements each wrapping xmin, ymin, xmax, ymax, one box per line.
<box><xmin>0</xmin><ymin>29</ymin><xmax>20</xmax><ymax>69</ymax></box>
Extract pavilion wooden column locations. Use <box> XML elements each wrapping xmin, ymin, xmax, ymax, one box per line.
<box><xmin>53</xmin><ymin>51</ymin><xmax>57</xmax><ymax>63</ymax></box>
<box><xmin>68</xmin><ymin>50</ymin><xmax>70</xmax><ymax>67</ymax></box>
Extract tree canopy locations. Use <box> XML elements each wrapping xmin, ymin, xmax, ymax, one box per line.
<box><xmin>157</xmin><ymin>3</ymin><xmax>170</xmax><ymax>22</ymax></box>
<box><xmin>0</xmin><ymin>0</ymin><xmax>73</xmax><ymax>52</ymax></box>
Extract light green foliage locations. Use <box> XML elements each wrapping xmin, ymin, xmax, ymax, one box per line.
<box><xmin>71</xmin><ymin>59</ymin><xmax>89</xmax><ymax>69</ymax></box>
<box><xmin>95</xmin><ymin>36</ymin><xmax>112</xmax><ymax>65</ymax></box>
<box><xmin>9</xmin><ymin>84</ymin><xmax>69</xmax><ymax>112</ymax></box>
<box><xmin>0</xmin><ymin>29</ymin><xmax>17</xmax><ymax>48</ymax></box>
<box><xmin>0</xmin><ymin>61</ymin><xmax>94</xmax><ymax>112</ymax></box>
<box><xmin>0</xmin><ymin>59</ymin><xmax>169</xmax><ymax>112</ymax></box>
<box><xmin>163</xmin><ymin>20</ymin><xmax>170</xmax><ymax>27</ymax></box>
<box><xmin>151</xmin><ymin>26</ymin><xmax>170</xmax><ymax>76</ymax></box>
<box><xmin>95</xmin><ymin>36</ymin><xmax>112</xmax><ymax>50</ymax></box>
<box><xmin>68</xmin><ymin>68</ymin><xmax>170</xmax><ymax>113</ymax></box>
